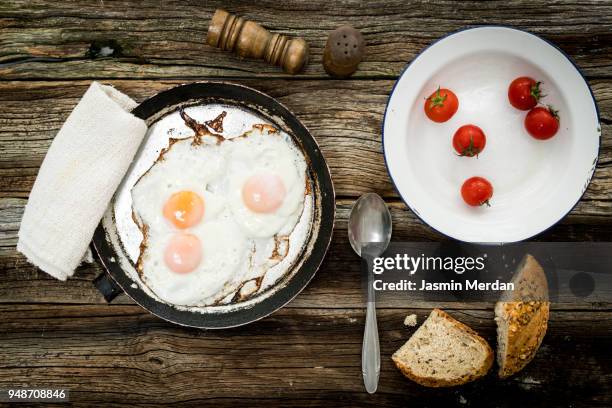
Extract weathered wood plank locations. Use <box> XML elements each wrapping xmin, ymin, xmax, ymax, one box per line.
<box><xmin>1</xmin><ymin>1</ymin><xmax>612</xmax><ymax>80</ymax></box>
<box><xmin>2</xmin><ymin>197</ymin><xmax>611</xmax><ymax>308</ymax></box>
<box><xmin>0</xmin><ymin>79</ymin><xmax>611</xmax><ymax>208</ymax></box>
<box><xmin>1</xmin><ymin>80</ymin><xmax>610</xmax><ymax>306</ymax></box>
<box><xmin>0</xmin><ymin>304</ymin><xmax>609</xmax><ymax>406</ymax></box>
<box><xmin>1</xmin><ymin>2</ymin><xmax>610</xmax><ymax>406</ymax></box>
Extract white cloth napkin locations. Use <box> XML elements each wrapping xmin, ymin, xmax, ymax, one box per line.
<box><xmin>17</xmin><ymin>82</ymin><xmax>147</xmax><ymax>280</ymax></box>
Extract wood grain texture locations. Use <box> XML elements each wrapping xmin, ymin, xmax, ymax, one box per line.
<box><xmin>0</xmin><ymin>304</ymin><xmax>610</xmax><ymax>407</ymax></box>
<box><xmin>2</xmin><ymin>197</ymin><xmax>612</xmax><ymax>309</ymax></box>
<box><xmin>1</xmin><ymin>1</ymin><xmax>612</xmax><ymax>80</ymax></box>
<box><xmin>0</xmin><ymin>79</ymin><xmax>611</xmax><ymax>207</ymax></box>
<box><xmin>1</xmin><ymin>1</ymin><xmax>612</xmax><ymax>406</ymax></box>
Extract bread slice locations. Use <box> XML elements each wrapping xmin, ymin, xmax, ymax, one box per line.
<box><xmin>495</xmin><ymin>254</ymin><xmax>550</xmax><ymax>378</ymax></box>
<box><xmin>392</xmin><ymin>309</ymin><xmax>493</xmax><ymax>387</ymax></box>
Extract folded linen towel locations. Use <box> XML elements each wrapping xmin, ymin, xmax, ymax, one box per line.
<box><xmin>17</xmin><ymin>82</ymin><xmax>147</xmax><ymax>280</ymax></box>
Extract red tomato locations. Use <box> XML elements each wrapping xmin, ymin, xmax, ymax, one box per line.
<box><xmin>424</xmin><ymin>87</ymin><xmax>459</xmax><ymax>123</ymax></box>
<box><xmin>508</xmin><ymin>77</ymin><xmax>542</xmax><ymax>110</ymax></box>
<box><xmin>453</xmin><ymin>125</ymin><xmax>486</xmax><ymax>157</ymax></box>
<box><xmin>461</xmin><ymin>177</ymin><xmax>493</xmax><ymax>207</ymax></box>
<box><xmin>525</xmin><ymin>106</ymin><xmax>560</xmax><ymax>140</ymax></box>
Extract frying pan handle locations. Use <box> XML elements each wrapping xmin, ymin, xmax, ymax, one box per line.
<box><xmin>93</xmin><ymin>272</ymin><xmax>123</xmax><ymax>302</ymax></box>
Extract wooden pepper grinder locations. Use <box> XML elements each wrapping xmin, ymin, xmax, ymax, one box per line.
<box><xmin>206</xmin><ymin>9</ymin><xmax>309</xmax><ymax>75</ymax></box>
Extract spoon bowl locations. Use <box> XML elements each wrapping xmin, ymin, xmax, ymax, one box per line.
<box><xmin>348</xmin><ymin>193</ymin><xmax>392</xmax><ymax>257</ymax></box>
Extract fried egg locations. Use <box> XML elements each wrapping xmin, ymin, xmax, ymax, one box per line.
<box><xmin>227</xmin><ymin>126</ymin><xmax>307</xmax><ymax>238</ymax></box>
<box><xmin>138</xmin><ymin>217</ymin><xmax>249</xmax><ymax>305</ymax></box>
<box><xmin>132</xmin><ymin>138</ymin><xmax>248</xmax><ymax>306</ymax></box>
<box><xmin>130</xmin><ymin>122</ymin><xmax>309</xmax><ymax>307</ymax></box>
<box><xmin>131</xmin><ymin>139</ymin><xmax>226</xmax><ymax>231</ymax></box>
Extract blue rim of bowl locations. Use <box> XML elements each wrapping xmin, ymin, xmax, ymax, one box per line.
<box><xmin>381</xmin><ymin>25</ymin><xmax>601</xmax><ymax>244</ymax></box>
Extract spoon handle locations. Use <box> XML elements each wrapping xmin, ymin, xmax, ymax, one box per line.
<box><xmin>362</xmin><ymin>257</ymin><xmax>380</xmax><ymax>394</ymax></box>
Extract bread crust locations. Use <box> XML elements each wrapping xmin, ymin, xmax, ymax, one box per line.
<box><xmin>392</xmin><ymin>309</ymin><xmax>494</xmax><ymax>387</ymax></box>
<box><xmin>497</xmin><ymin>301</ymin><xmax>549</xmax><ymax>378</ymax></box>
<box><xmin>496</xmin><ymin>254</ymin><xmax>550</xmax><ymax>378</ymax></box>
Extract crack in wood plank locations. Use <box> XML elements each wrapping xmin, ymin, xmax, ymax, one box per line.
<box><xmin>1</xmin><ymin>1</ymin><xmax>612</xmax><ymax>79</ymax></box>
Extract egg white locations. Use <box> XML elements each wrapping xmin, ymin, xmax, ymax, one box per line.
<box><xmin>131</xmin><ymin>139</ymin><xmax>227</xmax><ymax>233</ymax></box>
<box><xmin>130</xmin><ymin>124</ymin><xmax>308</xmax><ymax>307</ymax></box>
<box><xmin>139</xmin><ymin>215</ymin><xmax>249</xmax><ymax>306</ymax></box>
<box><xmin>226</xmin><ymin>127</ymin><xmax>307</xmax><ymax>238</ymax></box>
<box><xmin>132</xmin><ymin>138</ymin><xmax>249</xmax><ymax>306</ymax></box>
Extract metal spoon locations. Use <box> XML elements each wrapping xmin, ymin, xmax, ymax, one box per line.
<box><xmin>348</xmin><ymin>193</ymin><xmax>392</xmax><ymax>394</ymax></box>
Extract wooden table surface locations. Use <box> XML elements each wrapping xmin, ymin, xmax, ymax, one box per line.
<box><xmin>1</xmin><ymin>1</ymin><xmax>611</xmax><ymax>406</ymax></box>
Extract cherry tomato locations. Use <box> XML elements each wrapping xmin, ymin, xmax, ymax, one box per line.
<box><xmin>424</xmin><ymin>87</ymin><xmax>459</xmax><ymax>123</ymax></box>
<box><xmin>461</xmin><ymin>177</ymin><xmax>493</xmax><ymax>207</ymax></box>
<box><xmin>508</xmin><ymin>77</ymin><xmax>542</xmax><ymax>110</ymax></box>
<box><xmin>453</xmin><ymin>125</ymin><xmax>486</xmax><ymax>157</ymax></box>
<box><xmin>525</xmin><ymin>106</ymin><xmax>559</xmax><ymax>140</ymax></box>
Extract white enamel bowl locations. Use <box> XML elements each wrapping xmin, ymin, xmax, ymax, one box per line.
<box><xmin>383</xmin><ymin>26</ymin><xmax>600</xmax><ymax>243</ymax></box>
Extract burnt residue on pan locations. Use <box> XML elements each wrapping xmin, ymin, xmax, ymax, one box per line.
<box><xmin>230</xmin><ymin>276</ymin><xmax>264</xmax><ymax>303</ymax></box>
<box><xmin>179</xmin><ymin>108</ymin><xmax>224</xmax><ymax>145</ymax></box>
<box><xmin>270</xmin><ymin>235</ymin><xmax>290</xmax><ymax>261</ymax></box>
<box><xmin>156</xmin><ymin>138</ymin><xmax>181</xmax><ymax>160</ymax></box>
<box><xmin>252</xmin><ymin>123</ymin><xmax>278</xmax><ymax>134</ymax></box>
<box><xmin>205</xmin><ymin>111</ymin><xmax>227</xmax><ymax>133</ymax></box>
<box><xmin>135</xmin><ymin>224</ymin><xmax>148</xmax><ymax>275</ymax></box>
<box><xmin>229</xmin><ymin>122</ymin><xmax>279</xmax><ymax>142</ymax></box>
<box><xmin>304</xmin><ymin>173</ymin><xmax>312</xmax><ymax>195</ymax></box>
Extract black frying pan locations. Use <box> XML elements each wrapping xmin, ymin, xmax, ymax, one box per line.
<box><xmin>92</xmin><ymin>82</ymin><xmax>335</xmax><ymax>328</ymax></box>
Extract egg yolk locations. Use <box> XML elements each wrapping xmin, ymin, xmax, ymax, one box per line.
<box><xmin>242</xmin><ymin>174</ymin><xmax>286</xmax><ymax>213</ymax></box>
<box><xmin>163</xmin><ymin>190</ymin><xmax>204</xmax><ymax>229</ymax></box>
<box><xmin>164</xmin><ymin>233</ymin><xmax>202</xmax><ymax>274</ymax></box>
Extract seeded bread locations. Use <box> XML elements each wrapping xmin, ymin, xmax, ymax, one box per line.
<box><xmin>495</xmin><ymin>254</ymin><xmax>550</xmax><ymax>378</ymax></box>
<box><xmin>392</xmin><ymin>309</ymin><xmax>493</xmax><ymax>387</ymax></box>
